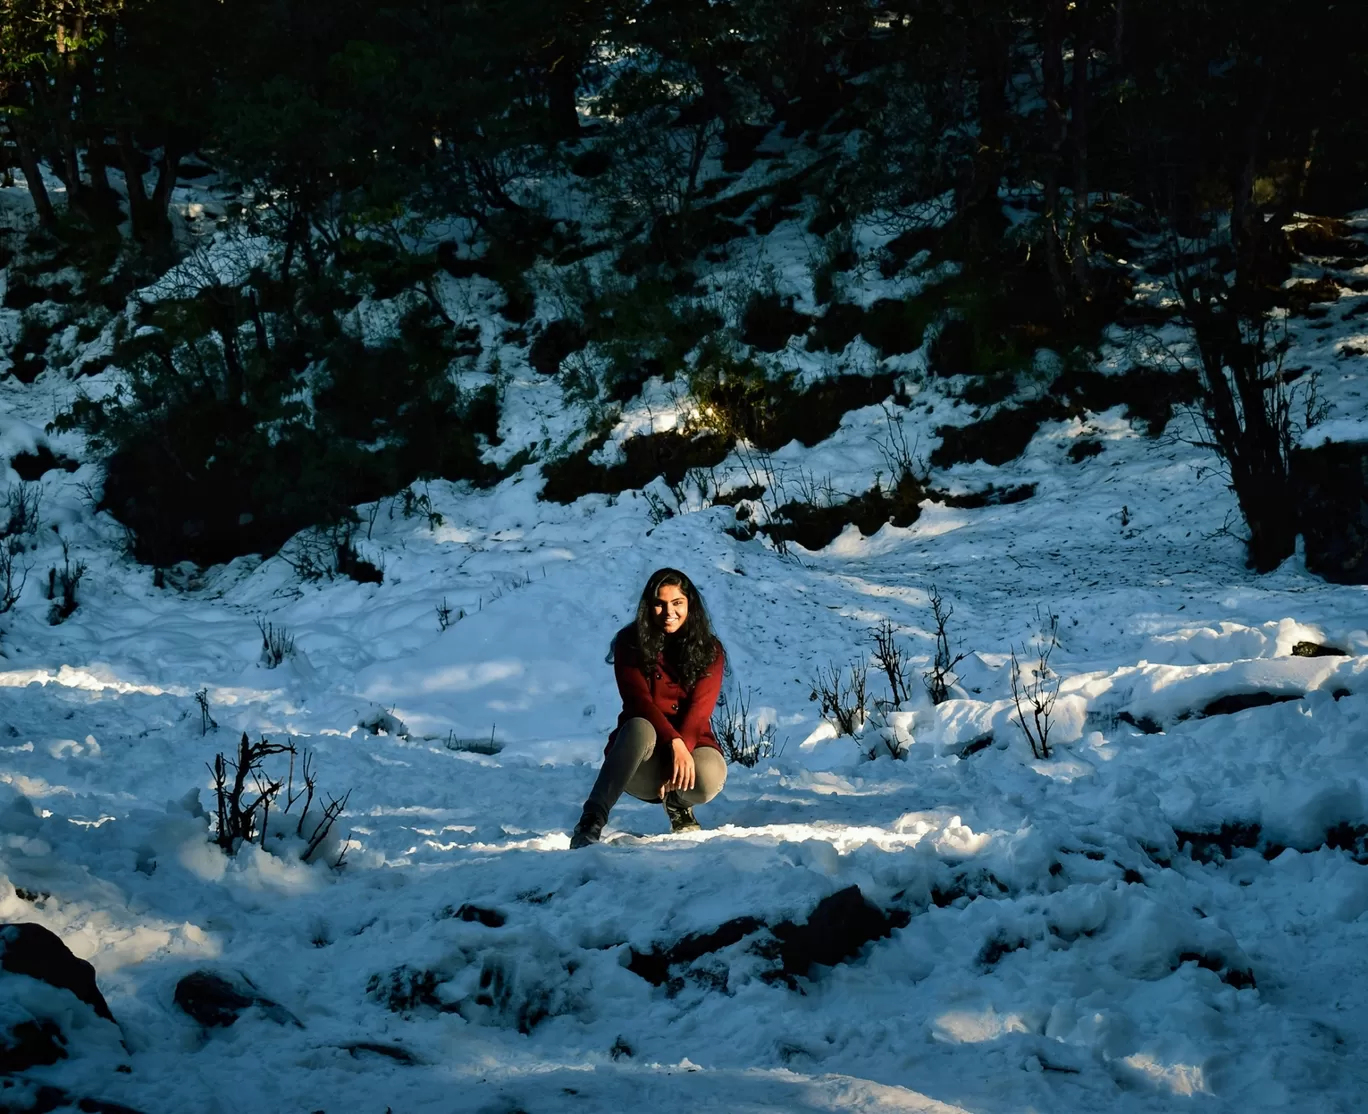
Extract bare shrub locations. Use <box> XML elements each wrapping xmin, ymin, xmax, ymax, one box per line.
<box><xmin>712</xmin><ymin>685</ymin><xmax>780</xmax><ymax>767</ymax></box>
<box><xmin>208</xmin><ymin>732</ymin><xmax>351</xmax><ymax>863</ymax></box>
<box><xmin>923</xmin><ymin>586</ymin><xmax>968</xmax><ymax>705</ymax></box>
<box><xmin>0</xmin><ymin>541</ymin><xmax>27</xmax><ymax>614</ymax></box>
<box><xmin>45</xmin><ymin>539</ymin><xmax>86</xmax><ymax>624</ymax></box>
<box><xmin>436</xmin><ymin>597</ymin><xmax>464</xmax><ymax>631</ymax></box>
<box><xmin>642</xmin><ymin>487</ymin><xmax>675</xmax><ymax>525</ymax></box>
<box><xmin>1163</xmin><ymin>239</ymin><xmax>1324</xmax><ymax>571</ymax></box>
<box><xmin>871</xmin><ymin>619</ymin><xmax>913</xmax><ymax>708</ymax></box>
<box><xmin>876</xmin><ymin>405</ymin><xmax>928</xmax><ymax>487</ymax></box>
<box><xmin>1010</xmin><ymin>609</ymin><xmax>1061</xmax><ymax>760</ymax></box>
<box><xmin>810</xmin><ymin>659</ymin><xmax>869</xmax><ymax>737</ymax></box>
<box><xmin>735</xmin><ymin>443</ymin><xmax>791</xmax><ymax>557</ymax></box>
<box><xmin>400</xmin><ymin>485</ymin><xmax>444</xmax><ymax>530</ymax></box>
<box><xmin>4</xmin><ymin>482</ymin><xmax>42</xmax><ymax>539</ymax></box>
<box><xmin>257</xmin><ymin>617</ymin><xmax>295</xmax><ymax>668</ymax></box>
<box><xmin>195</xmin><ymin>688</ymin><xmax>218</xmax><ymax>735</ymax></box>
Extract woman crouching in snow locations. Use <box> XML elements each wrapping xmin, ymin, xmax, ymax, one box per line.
<box><xmin>570</xmin><ymin>568</ymin><xmax>727</xmax><ymax>848</ymax></box>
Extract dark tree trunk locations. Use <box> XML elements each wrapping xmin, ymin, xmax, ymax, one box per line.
<box><xmin>957</xmin><ymin>5</ymin><xmax>1011</xmax><ymax>253</ymax></box>
<box><xmin>1068</xmin><ymin>0</ymin><xmax>1092</xmax><ymax>297</ymax></box>
<box><xmin>115</xmin><ymin>124</ymin><xmax>154</xmax><ymax>232</ymax></box>
<box><xmin>545</xmin><ymin>51</ymin><xmax>581</xmax><ymax>139</ymax></box>
<box><xmin>8</xmin><ymin>124</ymin><xmax>58</xmax><ymax>231</ymax></box>
<box><xmin>1040</xmin><ymin>0</ymin><xmax>1070</xmax><ymax>308</ymax></box>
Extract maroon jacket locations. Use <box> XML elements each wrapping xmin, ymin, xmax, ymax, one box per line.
<box><xmin>607</xmin><ymin>628</ymin><xmax>725</xmax><ymax>755</ymax></box>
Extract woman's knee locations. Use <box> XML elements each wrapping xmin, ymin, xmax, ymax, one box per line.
<box><xmin>682</xmin><ymin>747</ymin><xmax>727</xmax><ymax>805</ymax></box>
<box><xmin>616</xmin><ymin>717</ymin><xmax>656</xmax><ymax>757</ymax></box>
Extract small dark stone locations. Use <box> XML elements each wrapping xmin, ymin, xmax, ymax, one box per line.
<box><xmin>1117</xmin><ymin>711</ymin><xmax>1163</xmax><ymax>735</ymax></box>
<box><xmin>173</xmin><ymin>972</ymin><xmax>256</xmax><ymax>1027</ymax></box>
<box><xmin>452</xmin><ymin>904</ymin><xmax>506</xmax><ymax>928</ymax></box>
<box><xmin>1176</xmin><ymin>951</ymin><xmax>1256</xmax><ymax>989</ymax></box>
<box><xmin>341</xmin><ymin>1041</ymin><xmax>419</xmax><ymax>1064</ymax></box>
<box><xmin>978</xmin><ymin>936</ymin><xmax>1028</xmax><ymax>968</ymax></box>
<box><xmin>0</xmin><ymin>924</ymin><xmax>114</xmax><ymax>1022</ymax></box>
<box><xmin>173</xmin><ymin>971</ymin><xmax>298</xmax><ymax>1029</ymax></box>
<box><xmin>1291</xmin><ymin>640</ymin><xmax>1349</xmax><ymax>658</ymax></box>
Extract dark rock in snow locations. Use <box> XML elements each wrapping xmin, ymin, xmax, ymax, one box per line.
<box><xmin>450</xmin><ymin>905</ymin><xmax>506</xmax><ymax>928</ymax></box>
<box><xmin>9</xmin><ymin>446</ymin><xmax>79</xmax><ymax>482</ymax></box>
<box><xmin>1291</xmin><ymin>640</ymin><xmax>1349</xmax><ymax>658</ymax></box>
<box><xmin>772</xmin><ymin>885</ymin><xmax>907</xmax><ymax>978</ymax></box>
<box><xmin>1196</xmin><ymin>692</ymin><xmax>1302</xmax><ymax>718</ymax></box>
<box><xmin>340</xmin><ymin>1041</ymin><xmax>420</xmax><ymax>1065</ymax></box>
<box><xmin>0</xmin><ymin>1018</ymin><xmax>66</xmax><ymax>1073</ymax></box>
<box><xmin>626</xmin><ymin>886</ymin><xmax>906</xmax><ymax>990</ymax></box>
<box><xmin>3</xmin><ymin>1084</ymin><xmax>148</xmax><ymax>1114</ymax></box>
<box><xmin>628</xmin><ymin>916</ymin><xmax>765</xmax><ymax>986</ymax></box>
<box><xmin>0</xmin><ymin>924</ymin><xmax>114</xmax><ymax>1023</ymax></box>
<box><xmin>173</xmin><ymin>971</ymin><xmax>301</xmax><ymax>1029</ymax></box>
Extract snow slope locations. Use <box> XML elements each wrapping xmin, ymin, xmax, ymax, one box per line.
<box><xmin>2</xmin><ymin>189</ymin><xmax>1368</xmax><ymax>1111</ymax></box>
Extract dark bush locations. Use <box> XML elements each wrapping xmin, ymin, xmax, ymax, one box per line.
<box><xmin>10</xmin><ymin>445</ymin><xmax>78</xmax><ymax>481</ymax></box>
<box><xmin>931</xmin><ymin>399</ymin><xmax>1065</xmax><ymax>467</ymax></box>
<box><xmin>540</xmin><ymin>430</ymin><xmax>731</xmax><ymax>505</ymax></box>
<box><xmin>768</xmin><ymin>473</ymin><xmax>928</xmax><ymax>550</ymax></box>
<box><xmin>528</xmin><ymin>318</ymin><xmax>589</xmax><ymax>375</ymax></box>
<box><xmin>1068</xmin><ymin>439</ymin><xmax>1104</xmax><ymax>462</ymax></box>
<box><xmin>807</xmin><ymin>302</ymin><xmax>865</xmax><ymax>353</ymax></box>
<box><xmin>57</xmin><ymin>289</ymin><xmax>498</xmax><ymax>567</ymax></box>
<box><xmin>879</xmin><ymin>226</ymin><xmax>939</xmax><ymax>277</ymax></box>
<box><xmin>861</xmin><ymin>296</ymin><xmax>936</xmax><ymax>355</ymax></box>
<box><xmin>742</xmin><ymin>293</ymin><xmax>813</xmax><ymax>352</ymax></box>
<box><xmin>1279</xmin><ymin>276</ymin><xmax>1343</xmax><ymax>316</ymax></box>
<box><xmin>1054</xmin><ymin>366</ymin><xmax>1201</xmax><ymax>437</ymax></box>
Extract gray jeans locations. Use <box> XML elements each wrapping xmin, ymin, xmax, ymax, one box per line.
<box><xmin>585</xmin><ymin>717</ymin><xmax>727</xmax><ymax>818</ymax></box>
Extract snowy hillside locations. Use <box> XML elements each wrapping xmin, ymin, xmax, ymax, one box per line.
<box><xmin>3</xmin><ymin>157</ymin><xmax>1368</xmax><ymax>1113</ymax></box>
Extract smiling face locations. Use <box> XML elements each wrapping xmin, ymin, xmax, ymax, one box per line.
<box><xmin>653</xmin><ymin>582</ymin><xmax>690</xmax><ymax>635</ymax></box>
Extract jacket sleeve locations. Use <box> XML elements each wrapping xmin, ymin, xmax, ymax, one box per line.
<box><xmin>614</xmin><ymin>647</ymin><xmax>679</xmax><ymax>745</ymax></box>
<box><xmin>678</xmin><ymin>645</ymin><xmax>725</xmax><ymax>751</ymax></box>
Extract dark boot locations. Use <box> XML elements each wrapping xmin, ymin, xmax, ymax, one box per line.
<box><xmin>569</xmin><ymin>805</ymin><xmax>606</xmax><ymax>849</ymax></box>
<box><xmin>663</xmin><ymin>792</ymin><xmax>701</xmax><ymax>833</ymax></box>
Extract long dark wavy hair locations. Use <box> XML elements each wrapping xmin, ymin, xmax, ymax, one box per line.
<box><xmin>607</xmin><ymin>567</ymin><xmax>724</xmax><ymax>690</ymax></box>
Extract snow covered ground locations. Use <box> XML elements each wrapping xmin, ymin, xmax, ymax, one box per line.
<box><xmin>2</xmin><ymin>186</ymin><xmax>1368</xmax><ymax>1111</ymax></box>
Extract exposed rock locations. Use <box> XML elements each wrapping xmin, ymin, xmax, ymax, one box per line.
<box><xmin>1196</xmin><ymin>692</ymin><xmax>1302</xmax><ymax>718</ymax></box>
<box><xmin>0</xmin><ymin>1019</ymin><xmax>66</xmax><ymax>1073</ymax></box>
<box><xmin>628</xmin><ymin>916</ymin><xmax>765</xmax><ymax>986</ymax></box>
<box><xmin>0</xmin><ymin>925</ymin><xmax>125</xmax><ymax>1078</ymax></box>
<box><xmin>627</xmin><ymin>886</ymin><xmax>907</xmax><ymax>991</ymax></box>
<box><xmin>173</xmin><ymin>971</ymin><xmax>300</xmax><ymax>1029</ymax></box>
<box><xmin>340</xmin><ymin>1041</ymin><xmax>420</xmax><ymax>1065</ymax></box>
<box><xmin>9</xmin><ymin>447</ymin><xmax>79</xmax><ymax>483</ymax></box>
<box><xmin>1291</xmin><ymin>640</ymin><xmax>1349</xmax><ymax>658</ymax></box>
<box><xmin>441</xmin><ymin>904</ymin><xmax>506</xmax><ymax>928</ymax></box>
<box><xmin>772</xmin><ymin>886</ymin><xmax>907</xmax><ymax>978</ymax></box>
<box><xmin>0</xmin><ymin>925</ymin><xmax>113</xmax><ymax>1023</ymax></box>
<box><xmin>0</xmin><ymin>1084</ymin><xmax>147</xmax><ymax>1114</ymax></box>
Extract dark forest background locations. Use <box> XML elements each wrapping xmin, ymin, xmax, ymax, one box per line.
<box><xmin>3</xmin><ymin>0</ymin><xmax>1367</xmax><ymax>574</ymax></box>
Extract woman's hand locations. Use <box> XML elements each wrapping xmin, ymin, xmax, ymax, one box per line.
<box><xmin>662</xmin><ymin>737</ymin><xmax>695</xmax><ymax>795</ymax></box>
